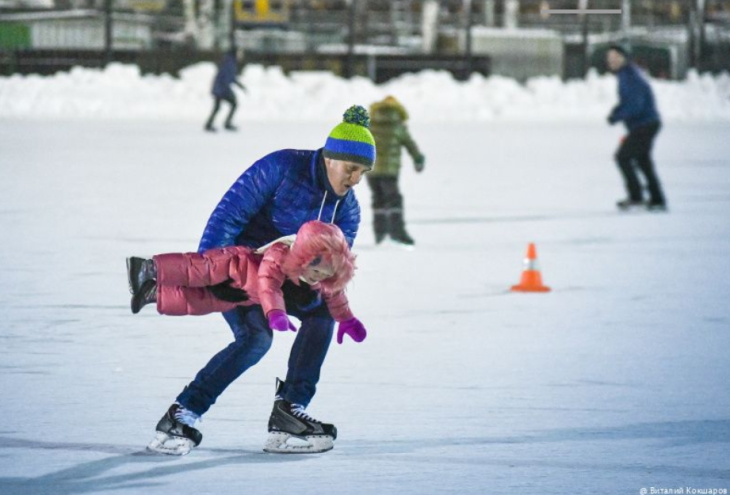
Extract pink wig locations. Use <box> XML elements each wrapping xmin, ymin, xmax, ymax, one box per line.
<box><xmin>281</xmin><ymin>221</ymin><xmax>356</xmax><ymax>293</ymax></box>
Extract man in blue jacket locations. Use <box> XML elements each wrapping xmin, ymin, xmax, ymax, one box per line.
<box><xmin>204</xmin><ymin>49</ymin><xmax>246</xmax><ymax>132</ymax></box>
<box><xmin>607</xmin><ymin>45</ymin><xmax>667</xmax><ymax>211</ymax></box>
<box><xmin>146</xmin><ymin>106</ymin><xmax>376</xmax><ymax>455</ymax></box>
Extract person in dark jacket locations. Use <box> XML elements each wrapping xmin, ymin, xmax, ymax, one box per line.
<box><xmin>140</xmin><ymin>106</ymin><xmax>376</xmax><ymax>455</ymax></box>
<box><xmin>607</xmin><ymin>45</ymin><xmax>667</xmax><ymax>211</ymax></box>
<box><xmin>204</xmin><ymin>49</ymin><xmax>246</xmax><ymax>132</ymax></box>
<box><xmin>368</xmin><ymin>96</ymin><xmax>425</xmax><ymax>246</ymax></box>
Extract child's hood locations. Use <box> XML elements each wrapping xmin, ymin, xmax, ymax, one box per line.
<box><xmin>370</xmin><ymin>96</ymin><xmax>409</xmax><ymax>124</ymax></box>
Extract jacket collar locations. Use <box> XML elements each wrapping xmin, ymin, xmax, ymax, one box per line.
<box><xmin>618</xmin><ymin>63</ymin><xmax>634</xmax><ymax>76</ymax></box>
<box><xmin>314</xmin><ymin>148</ymin><xmax>349</xmax><ymax>200</ymax></box>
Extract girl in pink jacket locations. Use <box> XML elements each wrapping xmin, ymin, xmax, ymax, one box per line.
<box><xmin>127</xmin><ymin>221</ymin><xmax>366</xmax><ymax>344</ymax></box>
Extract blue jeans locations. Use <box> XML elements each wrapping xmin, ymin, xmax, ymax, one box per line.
<box><xmin>176</xmin><ymin>289</ymin><xmax>335</xmax><ymax>416</ymax></box>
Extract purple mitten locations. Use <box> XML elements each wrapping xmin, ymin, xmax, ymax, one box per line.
<box><xmin>337</xmin><ymin>317</ymin><xmax>367</xmax><ymax>344</ymax></box>
<box><xmin>268</xmin><ymin>310</ymin><xmax>297</xmax><ymax>332</ymax></box>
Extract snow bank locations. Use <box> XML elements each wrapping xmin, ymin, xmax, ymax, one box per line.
<box><xmin>1</xmin><ymin>61</ymin><xmax>728</xmax><ymax>122</ymax></box>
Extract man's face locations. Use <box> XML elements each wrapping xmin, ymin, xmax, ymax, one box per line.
<box><xmin>606</xmin><ymin>49</ymin><xmax>626</xmax><ymax>73</ymax></box>
<box><xmin>324</xmin><ymin>158</ymin><xmax>370</xmax><ymax>196</ymax></box>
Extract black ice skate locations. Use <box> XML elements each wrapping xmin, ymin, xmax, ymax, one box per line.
<box><xmin>388</xmin><ymin>210</ymin><xmax>415</xmax><ymax>247</ymax></box>
<box><xmin>373</xmin><ymin>210</ymin><xmax>389</xmax><ymax>245</ymax></box>
<box><xmin>264</xmin><ymin>380</ymin><xmax>337</xmax><ymax>454</ymax></box>
<box><xmin>126</xmin><ymin>256</ymin><xmax>156</xmax><ymax>295</ymax></box>
<box><xmin>645</xmin><ymin>202</ymin><xmax>668</xmax><ymax>212</ymax></box>
<box><xmin>616</xmin><ymin>198</ymin><xmax>646</xmax><ymax>211</ymax></box>
<box><xmin>130</xmin><ymin>279</ymin><xmax>156</xmax><ymax>314</ymax></box>
<box><xmin>147</xmin><ymin>404</ymin><xmax>202</xmax><ymax>456</ymax></box>
<box><xmin>390</xmin><ymin>231</ymin><xmax>415</xmax><ymax>247</ymax></box>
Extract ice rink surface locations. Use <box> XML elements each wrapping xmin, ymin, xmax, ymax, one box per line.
<box><xmin>0</xmin><ymin>120</ymin><xmax>728</xmax><ymax>494</ymax></box>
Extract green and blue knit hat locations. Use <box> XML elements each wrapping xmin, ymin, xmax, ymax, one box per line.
<box><xmin>323</xmin><ymin>105</ymin><xmax>376</xmax><ymax>167</ymax></box>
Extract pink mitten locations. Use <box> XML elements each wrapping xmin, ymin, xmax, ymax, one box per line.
<box><xmin>267</xmin><ymin>310</ymin><xmax>297</xmax><ymax>332</ymax></box>
<box><xmin>337</xmin><ymin>317</ymin><xmax>367</xmax><ymax>344</ymax></box>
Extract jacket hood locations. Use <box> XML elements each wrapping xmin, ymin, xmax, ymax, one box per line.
<box><xmin>370</xmin><ymin>96</ymin><xmax>409</xmax><ymax>123</ymax></box>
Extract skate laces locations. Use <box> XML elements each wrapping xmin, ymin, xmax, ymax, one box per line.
<box><xmin>290</xmin><ymin>404</ymin><xmax>320</xmax><ymax>424</ymax></box>
<box><xmin>174</xmin><ymin>404</ymin><xmax>200</xmax><ymax>427</ymax></box>
<box><xmin>144</xmin><ymin>283</ymin><xmax>157</xmax><ymax>300</ymax></box>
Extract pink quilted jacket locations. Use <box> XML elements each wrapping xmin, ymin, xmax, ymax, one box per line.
<box><xmin>154</xmin><ymin>243</ymin><xmax>353</xmax><ymax>322</ymax></box>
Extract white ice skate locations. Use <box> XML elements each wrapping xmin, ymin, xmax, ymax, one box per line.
<box><xmin>263</xmin><ymin>387</ymin><xmax>337</xmax><ymax>454</ymax></box>
<box><xmin>263</xmin><ymin>431</ymin><xmax>335</xmax><ymax>454</ymax></box>
<box><xmin>145</xmin><ymin>404</ymin><xmax>202</xmax><ymax>456</ymax></box>
<box><xmin>147</xmin><ymin>431</ymin><xmax>197</xmax><ymax>456</ymax></box>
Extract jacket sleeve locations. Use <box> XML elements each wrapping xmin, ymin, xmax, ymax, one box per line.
<box><xmin>399</xmin><ymin>123</ymin><xmax>423</xmax><ymax>162</ymax></box>
<box><xmin>333</xmin><ymin>198</ymin><xmax>360</xmax><ymax>248</ymax></box>
<box><xmin>222</xmin><ymin>54</ymin><xmax>237</xmax><ymax>86</ymax></box>
<box><xmin>324</xmin><ymin>290</ymin><xmax>354</xmax><ymax>322</ymax></box>
<box><xmin>257</xmin><ymin>243</ymin><xmax>289</xmax><ymax>316</ymax></box>
<box><xmin>154</xmin><ymin>246</ymin><xmax>251</xmax><ymax>287</ymax></box>
<box><xmin>198</xmin><ymin>153</ymin><xmax>285</xmax><ymax>252</ymax></box>
<box><xmin>610</xmin><ymin>71</ymin><xmax>649</xmax><ymax>123</ymax></box>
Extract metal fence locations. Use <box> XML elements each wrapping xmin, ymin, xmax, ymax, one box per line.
<box><xmin>0</xmin><ymin>0</ymin><xmax>728</xmax><ymax>80</ymax></box>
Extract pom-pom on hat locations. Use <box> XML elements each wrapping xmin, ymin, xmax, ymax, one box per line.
<box><xmin>323</xmin><ymin>105</ymin><xmax>376</xmax><ymax>168</ymax></box>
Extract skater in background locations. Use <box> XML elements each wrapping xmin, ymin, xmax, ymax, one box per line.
<box><xmin>204</xmin><ymin>48</ymin><xmax>246</xmax><ymax>132</ymax></box>
<box><xmin>368</xmin><ymin>96</ymin><xmax>425</xmax><ymax>246</ymax></box>
<box><xmin>133</xmin><ymin>105</ymin><xmax>375</xmax><ymax>456</ymax></box>
<box><xmin>127</xmin><ymin>220</ymin><xmax>365</xmax><ymax>344</ymax></box>
<box><xmin>606</xmin><ymin>44</ymin><xmax>667</xmax><ymax>211</ymax></box>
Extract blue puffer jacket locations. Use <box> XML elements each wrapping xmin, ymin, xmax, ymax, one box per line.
<box><xmin>198</xmin><ymin>148</ymin><xmax>361</xmax><ymax>253</ymax></box>
<box><xmin>609</xmin><ymin>63</ymin><xmax>661</xmax><ymax>131</ymax></box>
<box><xmin>212</xmin><ymin>52</ymin><xmax>238</xmax><ymax>98</ymax></box>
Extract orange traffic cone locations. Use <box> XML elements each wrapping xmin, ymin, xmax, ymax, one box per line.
<box><xmin>511</xmin><ymin>243</ymin><xmax>551</xmax><ymax>292</ymax></box>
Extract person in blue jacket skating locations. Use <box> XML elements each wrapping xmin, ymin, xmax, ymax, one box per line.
<box><xmin>142</xmin><ymin>105</ymin><xmax>376</xmax><ymax>456</ymax></box>
<box><xmin>204</xmin><ymin>49</ymin><xmax>246</xmax><ymax>132</ymax></box>
<box><xmin>607</xmin><ymin>44</ymin><xmax>667</xmax><ymax>211</ymax></box>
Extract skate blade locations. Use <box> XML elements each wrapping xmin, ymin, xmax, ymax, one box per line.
<box><xmin>392</xmin><ymin>243</ymin><xmax>415</xmax><ymax>252</ymax></box>
<box><xmin>126</xmin><ymin>257</ymin><xmax>134</xmax><ymax>294</ymax></box>
<box><xmin>146</xmin><ymin>431</ymin><xmax>196</xmax><ymax>456</ymax></box>
<box><xmin>617</xmin><ymin>204</ymin><xmax>646</xmax><ymax>212</ymax></box>
<box><xmin>380</xmin><ymin>239</ymin><xmax>415</xmax><ymax>251</ymax></box>
<box><xmin>263</xmin><ymin>432</ymin><xmax>334</xmax><ymax>454</ymax></box>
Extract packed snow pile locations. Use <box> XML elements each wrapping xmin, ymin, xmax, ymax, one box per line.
<box><xmin>0</xmin><ymin>61</ymin><xmax>728</xmax><ymax>122</ymax></box>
